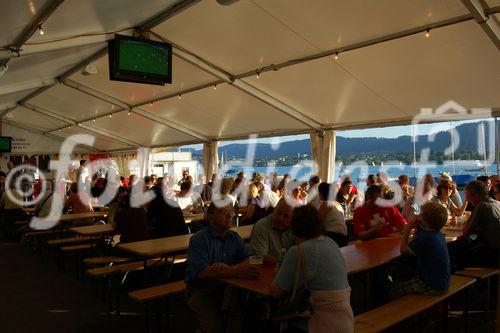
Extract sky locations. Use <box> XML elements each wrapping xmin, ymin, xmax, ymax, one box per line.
<box><xmin>181</xmin><ymin>119</ymin><xmax>485</xmax><ymax>150</ymax></box>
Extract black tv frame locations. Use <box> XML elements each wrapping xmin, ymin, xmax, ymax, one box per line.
<box><xmin>108</xmin><ymin>34</ymin><xmax>172</xmax><ymax>86</ymax></box>
<box><xmin>0</xmin><ymin>136</ymin><xmax>12</xmax><ymax>153</ymax></box>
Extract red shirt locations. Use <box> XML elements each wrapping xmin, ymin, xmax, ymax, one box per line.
<box><xmin>353</xmin><ymin>204</ymin><xmax>407</xmax><ymax>238</ymax></box>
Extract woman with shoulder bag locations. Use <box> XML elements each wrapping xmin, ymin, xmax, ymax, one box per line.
<box><xmin>270</xmin><ymin>205</ymin><xmax>354</xmax><ymax>333</ymax></box>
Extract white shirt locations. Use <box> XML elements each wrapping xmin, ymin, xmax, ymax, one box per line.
<box><xmin>175</xmin><ymin>192</ymin><xmax>202</xmax><ymax>210</ymax></box>
<box><xmin>260</xmin><ymin>189</ymin><xmax>280</xmax><ymax>208</ymax></box>
<box><xmin>322</xmin><ymin>201</ymin><xmax>347</xmax><ymax>235</ymax></box>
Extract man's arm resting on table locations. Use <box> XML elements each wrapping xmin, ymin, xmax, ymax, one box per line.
<box><xmin>197</xmin><ymin>260</ymin><xmax>259</xmax><ymax>280</ymax></box>
<box><xmin>358</xmin><ymin>222</ymin><xmax>385</xmax><ymax>240</ymax></box>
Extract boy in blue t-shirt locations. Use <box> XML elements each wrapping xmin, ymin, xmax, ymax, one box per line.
<box><xmin>390</xmin><ymin>202</ymin><xmax>451</xmax><ymax>298</ymax></box>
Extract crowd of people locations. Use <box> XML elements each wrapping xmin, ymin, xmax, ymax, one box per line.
<box><xmin>180</xmin><ymin>170</ymin><xmax>500</xmax><ymax>332</ymax></box>
<box><xmin>1</xmin><ymin>160</ymin><xmax>500</xmax><ymax>332</ymax></box>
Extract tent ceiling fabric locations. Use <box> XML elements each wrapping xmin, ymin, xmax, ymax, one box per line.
<box><xmin>0</xmin><ymin>88</ymin><xmax>38</xmax><ymax>111</ymax></box>
<box><xmin>334</xmin><ymin>20</ymin><xmax>500</xmax><ymax>125</ymax></box>
<box><xmin>249</xmin><ymin>0</ymin><xmax>468</xmax><ymax>50</ymax></box>
<box><xmin>146</xmin><ymin>83</ymin><xmax>306</xmax><ymax>138</ymax></box>
<box><xmin>26</xmin><ymin>0</ymin><xmax>180</xmax><ymax>42</ymax></box>
<box><xmin>0</xmin><ymin>0</ymin><xmax>499</xmax><ymax>152</ymax></box>
<box><xmin>1</xmin><ymin>43</ymin><xmax>104</xmax><ymax>94</ymax></box>
<box><xmin>486</xmin><ymin>0</ymin><xmax>500</xmax><ymax>7</ymax></box>
<box><xmin>153</xmin><ymin>0</ymin><xmax>468</xmax><ymax>74</ymax></box>
<box><xmin>88</xmin><ymin>111</ymin><xmax>198</xmax><ymax>147</ymax></box>
<box><xmin>6</xmin><ymin>105</ymin><xmax>66</xmax><ymax>132</ymax></box>
<box><xmin>30</xmin><ymin>84</ymin><xmax>117</xmax><ymax>122</ymax></box>
<box><xmin>53</xmin><ymin>126</ymin><xmax>130</xmax><ymax>152</ymax></box>
<box><xmin>0</xmin><ymin>0</ymin><xmax>48</xmax><ymax>46</ymax></box>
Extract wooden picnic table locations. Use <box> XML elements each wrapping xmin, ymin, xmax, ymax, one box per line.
<box><xmin>220</xmin><ymin>229</ymin><xmax>463</xmax><ymax>296</ymax></box>
<box><xmin>220</xmin><ymin>265</ymin><xmax>279</xmax><ymax>296</ymax></box>
<box><xmin>118</xmin><ymin>224</ymin><xmax>253</xmax><ymax>258</ymax></box>
<box><xmin>184</xmin><ymin>213</ymin><xmax>205</xmax><ymax>224</ymax></box>
<box><xmin>220</xmin><ymin>236</ymin><xmax>403</xmax><ymax>296</ymax></box>
<box><xmin>35</xmin><ymin>211</ymin><xmax>108</xmax><ymax>224</ymax></box>
<box><xmin>69</xmin><ymin>224</ymin><xmax>114</xmax><ymax>236</ymax></box>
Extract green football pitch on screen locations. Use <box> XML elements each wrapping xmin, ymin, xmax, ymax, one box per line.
<box><xmin>118</xmin><ymin>40</ymin><xmax>169</xmax><ymax>76</ymax></box>
<box><xmin>0</xmin><ymin>138</ymin><xmax>10</xmax><ymax>150</ymax></box>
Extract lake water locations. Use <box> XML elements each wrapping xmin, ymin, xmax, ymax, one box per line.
<box><xmin>222</xmin><ymin>162</ymin><xmax>498</xmax><ymax>187</ymax></box>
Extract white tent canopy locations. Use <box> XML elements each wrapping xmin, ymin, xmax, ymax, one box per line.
<box><xmin>0</xmin><ymin>0</ymin><xmax>499</xmax><ymax>155</ymax></box>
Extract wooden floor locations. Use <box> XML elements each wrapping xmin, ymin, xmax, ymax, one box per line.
<box><xmin>0</xmin><ymin>240</ymin><xmax>194</xmax><ymax>333</ymax></box>
<box><xmin>0</xmin><ymin>238</ymin><xmax>496</xmax><ymax>333</ymax></box>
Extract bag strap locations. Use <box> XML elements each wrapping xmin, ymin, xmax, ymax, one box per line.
<box><xmin>290</xmin><ymin>244</ymin><xmax>307</xmax><ymax>301</ymax></box>
<box><xmin>35</xmin><ymin>191</ymin><xmax>53</xmax><ymax>216</ymax></box>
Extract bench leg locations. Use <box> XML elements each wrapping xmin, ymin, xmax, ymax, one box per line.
<box><xmin>496</xmin><ymin>275</ymin><xmax>500</xmax><ymax>333</ymax></box>
<box><xmin>464</xmin><ymin>288</ymin><xmax>470</xmax><ymax>333</ymax></box>
<box><xmin>145</xmin><ymin>302</ymin><xmax>150</xmax><ymax>333</ymax></box>
<box><xmin>60</xmin><ymin>251</ymin><xmax>65</xmax><ymax>273</ymax></box>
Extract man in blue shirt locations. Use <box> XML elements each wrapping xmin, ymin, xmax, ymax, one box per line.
<box><xmin>185</xmin><ymin>202</ymin><xmax>259</xmax><ymax>333</ymax></box>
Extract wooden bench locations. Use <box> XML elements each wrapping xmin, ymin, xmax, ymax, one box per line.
<box><xmin>22</xmin><ymin>229</ymin><xmax>58</xmax><ymax>251</ymax></box>
<box><xmin>61</xmin><ymin>243</ymin><xmax>95</xmax><ymax>253</ymax></box>
<box><xmin>47</xmin><ymin>236</ymin><xmax>91</xmax><ymax>246</ymax></box>
<box><xmin>129</xmin><ymin>280</ymin><xmax>187</xmax><ymax>332</ymax></box>
<box><xmin>83</xmin><ymin>256</ymin><xmax>133</xmax><ymax>267</ymax></box>
<box><xmin>455</xmin><ymin>267</ymin><xmax>499</xmax><ymax>280</ymax></box>
<box><xmin>87</xmin><ymin>255</ymin><xmax>187</xmax><ymax>315</ymax></box>
<box><xmin>455</xmin><ymin>267</ymin><xmax>499</xmax><ymax>312</ymax></box>
<box><xmin>354</xmin><ymin>275</ymin><xmax>476</xmax><ymax>333</ymax></box>
<box><xmin>129</xmin><ymin>280</ymin><xmax>187</xmax><ymax>303</ymax></box>
<box><xmin>60</xmin><ymin>243</ymin><xmax>96</xmax><ymax>275</ymax></box>
<box><xmin>87</xmin><ymin>258</ymin><xmax>167</xmax><ymax>278</ymax></box>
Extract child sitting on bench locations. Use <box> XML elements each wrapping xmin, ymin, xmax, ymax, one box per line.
<box><xmin>390</xmin><ymin>202</ymin><xmax>451</xmax><ymax>299</ymax></box>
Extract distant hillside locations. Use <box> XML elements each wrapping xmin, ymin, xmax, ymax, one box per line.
<box><xmin>188</xmin><ymin>121</ymin><xmax>494</xmax><ymax>158</ymax></box>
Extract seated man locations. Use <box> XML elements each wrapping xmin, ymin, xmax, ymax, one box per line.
<box><xmin>353</xmin><ymin>185</ymin><xmax>407</xmax><ymax>240</ymax></box>
<box><xmin>185</xmin><ymin>202</ymin><xmax>259</xmax><ymax>333</ymax></box>
<box><xmin>390</xmin><ymin>202</ymin><xmax>450</xmax><ymax>299</ymax></box>
<box><xmin>250</xmin><ymin>199</ymin><xmax>295</xmax><ymax>257</ymax></box>
<box><xmin>175</xmin><ymin>181</ymin><xmax>203</xmax><ymax>213</ymax></box>
<box><xmin>255</xmin><ymin>181</ymin><xmax>280</xmax><ymax>209</ymax></box>
<box><xmin>448</xmin><ymin>180</ymin><xmax>500</xmax><ymax>270</ymax></box>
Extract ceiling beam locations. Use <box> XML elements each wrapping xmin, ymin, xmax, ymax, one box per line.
<box><xmin>0</xmin><ymin>104</ymin><xmax>19</xmax><ymax>115</ymax></box>
<box><xmin>324</xmin><ymin>108</ymin><xmax>500</xmax><ymax>132</ymax></box>
<box><xmin>0</xmin><ymin>0</ymin><xmax>65</xmax><ymax>68</ymax></box>
<box><xmin>61</xmin><ymin>79</ymin><xmax>211</xmax><ymax>142</ymax></box>
<box><xmin>22</xmin><ymin>103</ymin><xmax>74</xmax><ymax>124</ymax></box>
<box><xmin>461</xmin><ymin>0</ymin><xmax>500</xmax><ymax>50</ymax></box>
<box><xmin>76</xmin><ymin>123</ymin><xmax>142</xmax><ymax>148</ymax></box>
<box><xmin>0</xmin><ymin>37</ymin><xmax>108</xmax><ymax>61</ymax></box>
<box><xmin>2</xmin><ymin>119</ymin><xmax>100</xmax><ymax>152</ymax></box>
<box><xmin>21</xmin><ymin>103</ymin><xmax>139</xmax><ymax>148</ymax></box>
<box><xmin>0</xmin><ymin>79</ymin><xmax>57</xmax><ymax>97</ymax></box>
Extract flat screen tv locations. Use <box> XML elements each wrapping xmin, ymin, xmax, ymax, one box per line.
<box><xmin>108</xmin><ymin>34</ymin><xmax>172</xmax><ymax>86</ymax></box>
<box><xmin>0</xmin><ymin>136</ymin><xmax>12</xmax><ymax>153</ymax></box>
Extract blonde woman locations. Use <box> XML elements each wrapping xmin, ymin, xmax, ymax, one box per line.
<box><xmin>239</xmin><ymin>182</ymin><xmax>263</xmax><ymax>225</ymax></box>
<box><xmin>430</xmin><ymin>180</ymin><xmax>467</xmax><ymax>216</ymax></box>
